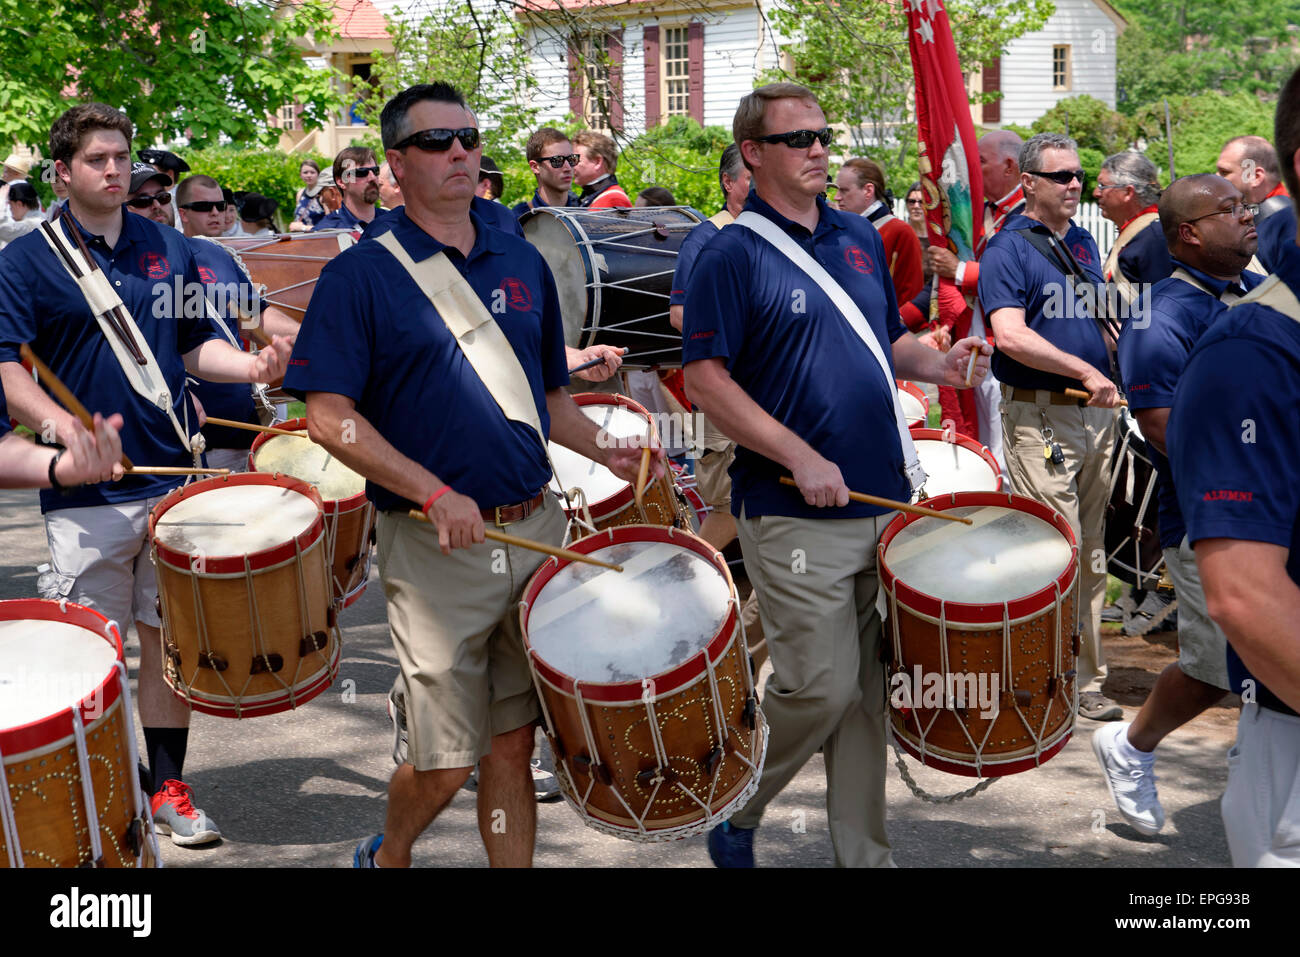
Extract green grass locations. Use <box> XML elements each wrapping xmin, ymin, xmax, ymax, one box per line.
<box><xmin>1106</xmin><ymin>574</ymin><xmax>1122</xmax><ymax>605</ymax></box>
<box><xmin>287</xmin><ymin>401</ymin><xmax>305</xmax><ymax>419</ymax></box>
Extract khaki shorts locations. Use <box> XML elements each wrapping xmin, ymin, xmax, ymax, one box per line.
<box><xmin>42</xmin><ymin>496</ymin><xmax>172</xmax><ymax>631</ymax></box>
<box><xmin>375</xmin><ymin>495</ymin><xmax>565</xmax><ymax>771</ymax></box>
<box><xmin>694</xmin><ymin>442</ymin><xmax>736</xmax><ymax>512</ymax></box>
<box><xmin>1162</xmin><ymin>536</ymin><xmax>1231</xmax><ymax>691</ymax></box>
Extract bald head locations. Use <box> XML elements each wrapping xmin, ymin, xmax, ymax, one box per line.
<box><xmin>979</xmin><ymin>130</ymin><xmax>1023</xmax><ymax>201</ymax></box>
<box><xmin>1159</xmin><ymin>173</ymin><xmax>1258</xmax><ymax>277</ymax></box>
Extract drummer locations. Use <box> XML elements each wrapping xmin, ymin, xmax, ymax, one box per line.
<box><xmin>282</xmin><ymin>81</ymin><xmax>666</xmax><ymax>868</ymax></box>
<box><xmin>0</xmin><ymin>103</ymin><xmax>293</xmax><ymax>849</ymax></box>
<box><xmin>683</xmin><ymin>83</ymin><xmax>990</xmax><ymax>867</ymax></box>
<box><xmin>0</xmin><ymin>389</ymin><xmax>124</xmax><ymax>488</ymax></box>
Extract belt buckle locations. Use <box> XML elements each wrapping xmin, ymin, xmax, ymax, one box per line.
<box><xmin>494</xmin><ymin>505</ymin><xmax>510</xmax><ymax>528</ymax></box>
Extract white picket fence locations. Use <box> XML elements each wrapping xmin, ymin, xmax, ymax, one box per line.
<box><xmin>892</xmin><ymin>199</ymin><xmax>1118</xmax><ymax>260</ymax></box>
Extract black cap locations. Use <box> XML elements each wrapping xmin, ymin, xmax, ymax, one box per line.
<box><xmin>138</xmin><ymin>149</ymin><xmax>191</xmax><ymax>175</ymax></box>
<box><xmin>479</xmin><ymin>156</ymin><xmax>504</xmax><ymax>192</ymax></box>
<box><xmin>129</xmin><ymin>162</ymin><xmax>172</xmax><ymax>194</ymax></box>
<box><xmin>237</xmin><ymin>192</ymin><xmax>278</xmax><ymax>222</ymax></box>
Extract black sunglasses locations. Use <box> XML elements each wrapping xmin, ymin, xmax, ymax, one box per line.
<box><xmin>125</xmin><ymin>192</ymin><xmax>172</xmax><ymax>208</ymax></box>
<box><xmin>179</xmin><ymin>200</ymin><xmax>227</xmax><ymax>212</ymax></box>
<box><xmin>541</xmin><ymin>154</ymin><xmax>579</xmax><ymax>169</ymax></box>
<box><xmin>1027</xmin><ymin>168</ymin><xmax>1086</xmax><ymax>186</ymax></box>
<box><xmin>393</xmin><ymin>128</ymin><xmax>480</xmax><ymax>152</ymax></box>
<box><xmin>345</xmin><ymin>166</ymin><xmax>381</xmax><ymax>180</ymax></box>
<box><xmin>756</xmin><ymin>128</ymin><xmax>833</xmax><ymax>149</ymax></box>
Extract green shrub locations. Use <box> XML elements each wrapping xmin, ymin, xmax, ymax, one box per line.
<box><xmin>180</xmin><ymin>146</ymin><xmax>331</xmax><ymax>229</ymax></box>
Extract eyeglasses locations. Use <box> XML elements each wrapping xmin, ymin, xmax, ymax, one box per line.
<box><xmin>541</xmin><ymin>154</ymin><xmax>579</xmax><ymax>169</ymax></box>
<box><xmin>756</xmin><ymin>128</ymin><xmax>833</xmax><ymax>149</ymax></box>
<box><xmin>179</xmin><ymin>200</ymin><xmax>227</xmax><ymax>212</ymax></box>
<box><xmin>1093</xmin><ymin>182</ymin><xmax>1128</xmax><ymax>192</ymax></box>
<box><xmin>125</xmin><ymin>193</ymin><xmax>172</xmax><ymax>208</ymax></box>
<box><xmin>345</xmin><ymin>166</ymin><xmax>381</xmax><ymax>180</ymax></box>
<box><xmin>1187</xmin><ymin>203</ymin><xmax>1259</xmax><ymax>224</ymax></box>
<box><xmin>905</xmin><ymin>198</ymin><xmax>925</xmax><ymax>206</ymax></box>
<box><xmin>392</xmin><ymin>128</ymin><xmax>481</xmax><ymax>152</ymax></box>
<box><xmin>1027</xmin><ymin>168</ymin><xmax>1086</xmax><ymax>186</ymax></box>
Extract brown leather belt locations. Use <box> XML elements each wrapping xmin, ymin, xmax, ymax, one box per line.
<box><xmin>1004</xmin><ymin>386</ymin><xmax>1086</xmax><ymax>407</ymax></box>
<box><xmin>481</xmin><ymin>490</ymin><xmax>547</xmax><ymax>527</ymax></box>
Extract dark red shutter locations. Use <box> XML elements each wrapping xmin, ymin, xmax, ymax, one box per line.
<box><xmin>608</xmin><ymin>29</ymin><xmax>624</xmax><ymax>132</ymax></box>
<box><xmin>982</xmin><ymin>57</ymin><xmax>1001</xmax><ymax>125</ymax></box>
<box><xmin>644</xmin><ymin>25</ymin><xmax>661</xmax><ymax>129</ymax></box>
<box><xmin>567</xmin><ymin>41</ymin><xmax>583</xmax><ymax>121</ymax></box>
<box><xmin>688</xmin><ymin>21</ymin><xmax>704</xmax><ymax>125</ymax></box>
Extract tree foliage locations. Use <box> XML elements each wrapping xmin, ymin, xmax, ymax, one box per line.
<box><xmin>0</xmin><ymin>0</ymin><xmax>349</xmax><ymax>151</ymax></box>
<box><xmin>1132</xmin><ymin>91</ymin><xmax>1275</xmax><ymax>181</ymax></box>
<box><xmin>183</xmin><ymin>145</ymin><xmax>331</xmax><ymax>228</ymax></box>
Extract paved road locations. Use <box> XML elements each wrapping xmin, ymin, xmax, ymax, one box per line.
<box><xmin>0</xmin><ymin>486</ymin><xmax>1236</xmax><ymax>868</ymax></box>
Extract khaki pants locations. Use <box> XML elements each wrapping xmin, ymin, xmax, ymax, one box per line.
<box><xmin>1000</xmin><ymin>391</ymin><xmax>1118</xmax><ymax>692</ymax></box>
<box><xmin>1222</xmin><ymin>704</ymin><xmax>1300</xmax><ymax>867</ymax></box>
<box><xmin>730</xmin><ymin>508</ymin><xmax>895</xmax><ymax>868</ymax></box>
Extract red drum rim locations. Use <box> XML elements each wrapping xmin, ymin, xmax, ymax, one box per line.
<box><xmin>896</xmin><ymin>379</ymin><xmax>929</xmax><ymax>418</ymax></box>
<box><xmin>891</xmin><ymin>725</ymin><xmax>1073</xmax><ymax>778</ymax></box>
<box><xmin>519</xmin><ymin>525</ymin><xmax>737</xmax><ymax>703</ymax></box>
<box><xmin>679</xmin><ymin>483</ymin><xmax>709</xmax><ymax>527</ymax></box>
<box><xmin>248</xmin><ymin>417</ymin><xmax>370</xmax><ymax>515</ymax></box>
<box><xmin>0</xmin><ymin>599</ymin><xmax>125</xmax><ymax>756</ymax></box>
<box><xmin>561</xmin><ymin>394</ymin><xmax>658</xmax><ymax>518</ymax></box>
<box><xmin>150</xmin><ymin>472</ymin><xmax>326</xmax><ymax>574</ymax></box>
<box><xmin>878</xmin><ymin>491</ymin><xmax>1079</xmax><ymax>625</ymax></box>
<box><xmin>908</xmin><ymin>427</ymin><xmax>1004</xmax><ymax>494</ymax></box>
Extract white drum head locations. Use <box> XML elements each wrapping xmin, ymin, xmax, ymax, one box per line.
<box><xmin>522</xmin><ymin>212</ymin><xmax>588</xmax><ymax>347</ymax></box>
<box><xmin>899</xmin><ymin>389</ymin><xmax>927</xmax><ymax>427</ymax></box>
<box><xmin>156</xmin><ymin>484</ymin><xmax>319</xmax><ymax>556</ymax></box>
<box><xmin>252</xmin><ymin>434</ymin><xmax>365</xmax><ymax>501</ymax></box>
<box><xmin>549</xmin><ymin>403</ymin><xmax>648</xmax><ymax>504</ymax></box>
<box><xmin>916</xmin><ymin>439</ymin><xmax>1000</xmax><ymax>497</ymax></box>
<box><xmin>528</xmin><ymin>539</ymin><xmax>731</xmax><ymax>682</ymax></box>
<box><xmin>885</xmin><ymin>505</ymin><xmax>1072</xmax><ymax>604</ymax></box>
<box><xmin>0</xmin><ymin>620</ymin><xmax>117</xmax><ymax>727</ymax></box>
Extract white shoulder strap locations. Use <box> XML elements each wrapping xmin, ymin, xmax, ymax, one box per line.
<box><xmin>375</xmin><ymin>230</ymin><xmax>544</xmax><ymax>445</ymax></box>
<box><xmin>708</xmin><ymin>209</ymin><xmax>735</xmax><ymax>229</ymax></box>
<box><xmin>733</xmin><ymin>210</ymin><xmax>926</xmax><ymax>493</ymax></box>
<box><xmin>1231</xmin><ymin>273</ymin><xmax>1300</xmax><ymax>322</ymax></box>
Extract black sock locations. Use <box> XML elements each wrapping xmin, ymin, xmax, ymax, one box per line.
<box><xmin>144</xmin><ymin>727</ymin><xmax>189</xmax><ymax>790</ymax></box>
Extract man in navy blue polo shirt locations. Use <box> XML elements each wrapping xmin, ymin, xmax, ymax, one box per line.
<box><xmin>511</xmin><ymin>128</ymin><xmax>580</xmax><ymax>220</ymax></box>
<box><xmin>979</xmin><ymin>132</ymin><xmax>1124</xmax><ymax>722</ymax></box>
<box><xmin>684</xmin><ymin>83</ymin><xmax>990</xmax><ymax>868</ymax></box>
<box><xmin>314</xmin><ymin>146</ymin><xmax>380</xmax><ymax>232</ymax></box>
<box><xmin>1170</xmin><ymin>71</ymin><xmax>1300</xmax><ymax>866</ymax></box>
<box><xmin>1095</xmin><ymin>152</ymin><xmax>1172</xmax><ymax>323</ymax></box>
<box><xmin>0</xmin><ymin>103</ymin><xmax>293</xmax><ymax>849</ymax></box>
<box><xmin>284</xmin><ymin>82</ymin><xmax>663</xmax><ymax>869</ymax></box>
<box><xmin>1098</xmin><ymin>173</ymin><xmax>1263</xmax><ymax>837</ymax></box>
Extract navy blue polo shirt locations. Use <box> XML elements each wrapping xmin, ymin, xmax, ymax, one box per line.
<box><xmin>512</xmin><ymin>189</ymin><xmax>580</xmax><ymax>220</ymax></box>
<box><xmin>283</xmin><ymin>208</ymin><xmax>569</xmax><ymax>512</ymax></box>
<box><xmin>187</xmin><ymin>237</ymin><xmax>264</xmax><ymax>451</ymax></box>
<box><xmin>669</xmin><ymin>216</ymin><xmax>724</xmax><ymax>308</ymax></box>
<box><xmin>1256</xmin><ymin>201</ymin><xmax>1296</xmax><ymax>274</ymax></box>
<box><xmin>1116</xmin><ymin>217</ymin><xmax>1173</xmax><ymax>287</ymax></box>
<box><xmin>0</xmin><ymin>210</ymin><xmax>219</xmax><ymax>512</ymax></box>
<box><xmin>361</xmin><ymin>200</ymin><xmax>524</xmax><ymax>241</ymax></box>
<box><xmin>313</xmin><ymin>203</ymin><xmax>368</xmax><ymax>232</ymax></box>
<box><xmin>979</xmin><ymin>213</ymin><xmax>1111</xmax><ymax>392</ymax></box>
<box><xmin>1168</xmin><ymin>245</ymin><xmax>1300</xmax><ymax>717</ymax></box>
<box><xmin>1118</xmin><ymin>260</ymin><xmax>1264</xmax><ymax>549</ymax></box>
<box><xmin>681</xmin><ymin>193</ymin><xmax>907</xmax><ymax>520</ymax></box>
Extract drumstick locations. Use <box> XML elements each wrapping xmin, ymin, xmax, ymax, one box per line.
<box><xmin>1063</xmin><ymin>388</ymin><xmax>1128</xmax><ymax>407</ymax></box>
<box><xmin>405</xmin><ymin>510</ymin><xmax>625</xmax><ymax>571</ymax></box>
<box><xmin>963</xmin><ymin>348</ymin><xmax>978</xmax><ymax>387</ymax></box>
<box><xmin>203</xmin><ymin>417</ymin><xmax>307</xmax><ymax>438</ymax></box>
<box><xmin>19</xmin><ymin>343</ymin><xmax>135</xmax><ymax>469</ymax></box>
<box><xmin>778</xmin><ymin>477</ymin><xmax>973</xmax><ymax>525</ymax></box>
<box><xmin>568</xmin><ymin>348</ymin><xmax>628</xmax><ymax>375</ymax></box>
<box><xmin>125</xmin><ymin>466</ymin><xmax>231</xmax><ymax>476</ymax></box>
<box><xmin>633</xmin><ymin>423</ymin><xmax>652</xmax><ymax>523</ymax></box>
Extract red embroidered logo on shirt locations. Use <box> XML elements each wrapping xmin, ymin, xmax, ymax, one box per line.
<box><xmin>1071</xmin><ymin>243</ymin><xmax>1092</xmax><ymax>265</ymax></box>
<box><xmin>198</xmin><ymin>266</ymin><xmax>217</xmax><ymax>285</ymax></box>
<box><xmin>844</xmin><ymin>245</ymin><xmax>874</xmax><ymax>274</ymax></box>
<box><xmin>1203</xmin><ymin>489</ymin><xmax>1253</xmax><ymax>502</ymax></box>
<box><xmin>690</xmin><ymin>330</ymin><xmax>716</xmax><ymax>340</ymax></box>
<box><xmin>139</xmin><ymin>251</ymin><xmax>171</xmax><ymax>279</ymax></box>
<box><xmin>500</xmin><ymin>278</ymin><xmax>533</xmax><ymax>311</ymax></box>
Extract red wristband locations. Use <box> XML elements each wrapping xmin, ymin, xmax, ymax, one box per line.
<box><xmin>423</xmin><ymin>486</ymin><xmax>453</xmax><ymax>513</ymax></box>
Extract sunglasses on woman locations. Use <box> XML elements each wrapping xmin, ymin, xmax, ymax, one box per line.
<box><xmin>124</xmin><ymin>193</ymin><xmax>172</xmax><ymax>208</ymax></box>
<box><xmin>392</xmin><ymin>128</ymin><xmax>481</xmax><ymax>152</ymax></box>
<box><xmin>179</xmin><ymin>200</ymin><xmax>227</xmax><ymax>212</ymax></box>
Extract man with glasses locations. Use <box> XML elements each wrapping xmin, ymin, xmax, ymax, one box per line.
<box><xmin>684</xmin><ymin>83</ymin><xmax>991</xmax><ymax>868</ymax></box>
<box><xmin>284</xmin><ymin>82</ymin><xmax>664</xmax><ymax>868</ymax></box>
<box><xmin>512</xmin><ymin>127</ymin><xmax>580</xmax><ymax>219</ymax></box>
<box><xmin>1095</xmin><ymin>173</ymin><xmax>1262</xmax><ymax>837</ymax></box>
<box><xmin>314</xmin><ymin>146</ymin><xmax>380</xmax><ymax>231</ymax></box>
<box><xmin>124</xmin><ymin>163</ymin><xmax>176</xmax><ymax>228</ymax></box>
<box><xmin>1095</xmin><ymin>152</ymin><xmax>1172</xmax><ymax>319</ymax></box>
<box><xmin>979</xmin><ymin>131</ymin><xmax>1124</xmax><ymax>722</ymax></box>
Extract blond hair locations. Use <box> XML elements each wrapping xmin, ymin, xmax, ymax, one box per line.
<box><xmin>573</xmin><ymin>130</ymin><xmax>618</xmax><ymax>175</ymax></box>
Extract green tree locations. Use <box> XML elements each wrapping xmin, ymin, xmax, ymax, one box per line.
<box><xmin>1132</xmin><ymin>91</ymin><xmax>1274</xmax><ymax>181</ymax></box>
<box><xmin>619</xmin><ymin>118</ymin><xmax>736</xmax><ymax>213</ymax></box>
<box><xmin>1032</xmin><ymin>95</ymin><xmax>1134</xmax><ymax>156</ymax></box>
<box><xmin>183</xmin><ymin>145</ymin><xmax>331</xmax><ymax>229</ymax></box>
<box><xmin>762</xmin><ymin>0</ymin><xmax>1054</xmax><ymax>186</ymax></box>
<box><xmin>0</xmin><ymin>0</ymin><xmax>348</xmax><ymax>150</ymax></box>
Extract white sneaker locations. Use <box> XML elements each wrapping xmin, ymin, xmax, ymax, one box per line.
<box><xmin>1092</xmin><ymin>722</ymin><xmax>1165</xmax><ymax>836</ymax></box>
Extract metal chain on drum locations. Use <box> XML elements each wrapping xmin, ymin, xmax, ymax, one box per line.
<box><xmin>890</xmin><ymin>740</ymin><xmax>999</xmax><ymax>805</ymax></box>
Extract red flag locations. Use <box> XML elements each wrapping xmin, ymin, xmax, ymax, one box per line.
<box><xmin>907</xmin><ymin>0</ymin><xmax>983</xmax><ymax>260</ymax></box>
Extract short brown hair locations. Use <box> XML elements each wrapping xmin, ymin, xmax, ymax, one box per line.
<box><xmin>1223</xmin><ymin>134</ymin><xmax>1281</xmax><ymax>180</ymax></box>
<box><xmin>49</xmin><ymin>103</ymin><xmax>133</xmax><ymax>166</ymax></box>
<box><xmin>732</xmin><ymin>82</ymin><xmax>818</xmax><ymax>165</ymax></box>
<box><xmin>176</xmin><ymin>174</ymin><xmax>221</xmax><ymax>207</ymax></box>
<box><xmin>840</xmin><ymin>158</ymin><xmax>885</xmax><ymax>200</ymax></box>
<box><xmin>333</xmin><ymin>146</ymin><xmax>376</xmax><ymax>186</ymax></box>
<box><xmin>573</xmin><ymin>130</ymin><xmax>618</xmax><ymax>174</ymax></box>
<box><xmin>526</xmin><ymin>127</ymin><xmax>572</xmax><ymax>163</ymax></box>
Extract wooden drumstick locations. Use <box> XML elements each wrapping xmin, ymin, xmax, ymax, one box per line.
<box><xmin>203</xmin><ymin>416</ymin><xmax>306</xmax><ymax>438</ymax></box>
<box><xmin>125</xmin><ymin>466</ymin><xmax>230</xmax><ymax>476</ymax></box>
<box><xmin>406</xmin><ymin>510</ymin><xmax>625</xmax><ymax>571</ymax></box>
<box><xmin>963</xmin><ymin>347</ymin><xmax>978</xmax><ymax>388</ymax></box>
<box><xmin>1063</xmin><ymin>388</ymin><xmax>1128</xmax><ymax>407</ymax></box>
<box><xmin>633</xmin><ymin>423</ymin><xmax>652</xmax><ymax>523</ymax></box>
<box><xmin>778</xmin><ymin>477</ymin><xmax>973</xmax><ymax>525</ymax></box>
<box><xmin>19</xmin><ymin>343</ymin><xmax>135</xmax><ymax>469</ymax></box>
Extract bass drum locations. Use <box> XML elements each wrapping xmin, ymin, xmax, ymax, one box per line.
<box><xmin>522</xmin><ymin>206</ymin><xmax>704</xmax><ymax>368</ymax></box>
<box><xmin>214</xmin><ymin>230</ymin><xmax>356</xmax><ymax>323</ymax></box>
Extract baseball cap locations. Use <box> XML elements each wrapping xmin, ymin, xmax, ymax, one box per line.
<box><xmin>129</xmin><ymin>162</ymin><xmax>172</xmax><ymax>194</ymax></box>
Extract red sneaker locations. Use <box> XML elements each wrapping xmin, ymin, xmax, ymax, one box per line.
<box><xmin>150</xmin><ymin>779</ymin><xmax>221</xmax><ymax>846</ymax></box>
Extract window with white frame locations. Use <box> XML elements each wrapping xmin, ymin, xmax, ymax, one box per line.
<box><xmin>663</xmin><ymin>26</ymin><xmax>690</xmax><ymax>117</ymax></box>
<box><xmin>582</xmin><ymin>34</ymin><xmax>610</xmax><ymax>130</ymax></box>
